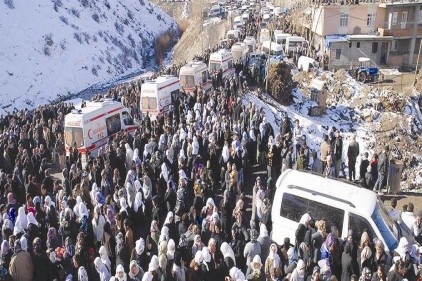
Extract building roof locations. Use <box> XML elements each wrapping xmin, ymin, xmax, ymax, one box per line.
<box><xmin>347</xmin><ymin>34</ymin><xmax>394</xmax><ymax>41</ymax></box>
<box><xmin>379</xmin><ymin>1</ymin><xmax>422</xmax><ymax>8</ymax></box>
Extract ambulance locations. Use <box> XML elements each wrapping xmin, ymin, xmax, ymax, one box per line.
<box><xmin>64</xmin><ymin>99</ymin><xmax>139</xmax><ymax>166</ymax></box>
<box><xmin>140</xmin><ymin>75</ymin><xmax>180</xmax><ymax>120</ymax></box>
<box><xmin>208</xmin><ymin>49</ymin><xmax>236</xmax><ymax>80</ymax></box>
<box><xmin>243</xmin><ymin>36</ymin><xmax>257</xmax><ymax>54</ymax></box>
<box><xmin>231</xmin><ymin>42</ymin><xmax>248</xmax><ymax>65</ymax></box>
<box><xmin>179</xmin><ymin>61</ymin><xmax>212</xmax><ymax>94</ymax></box>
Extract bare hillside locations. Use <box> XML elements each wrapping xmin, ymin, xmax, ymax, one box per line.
<box><xmin>151</xmin><ymin>0</ymin><xmax>229</xmax><ymax>64</ymax></box>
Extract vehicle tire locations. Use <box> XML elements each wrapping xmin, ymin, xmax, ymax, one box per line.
<box><xmin>358</xmin><ymin>72</ymin><xmax>366</xmax><ymax>83</ymax></box>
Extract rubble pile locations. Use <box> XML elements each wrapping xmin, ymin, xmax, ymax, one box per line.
<box><xmin>378</xmin><ymin>90</ymin><xmax>406</xmax><ymax>112</ymax></box>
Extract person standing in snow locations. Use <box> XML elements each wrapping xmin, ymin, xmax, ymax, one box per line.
<box><xmin>373</xmin><ymin>145</ymin><xmax>390</xmax><ymax>193</ymax></box>
<box><xmin>347</xmin><ymin>135</ymin><xmax>360</xmax><ymax>182</ymax></box>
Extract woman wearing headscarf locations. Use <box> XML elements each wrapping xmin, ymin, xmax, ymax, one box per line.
<box><xmin>93</xmin><ymin>205</ymin><xmax>105</xmax><ymax>251</ymax></box>
<box><xmin>359</xmin><ymin>267</ymin><xmax>372</xmax><ymax>281</ymax></box>
<box><xmin>265</xmin><ymin>243</ymin><xmax>281</xmax><ymax>281</ymax></box>
<box><xmin>188</xmin><ymin>250</ymin><xmax>205</xmax><ymax>281</ymax></box>
<box><xmin>342</xmin><ymin>240</ymin><xmax>357</xmax><ymax>281</ymax></box>
<box><xmin>220</xmin><ymin>242</ymin><xmax>236</xmax><ymax>277</ymax></box>
<box><xmin>133</xmin><ymin>186</ymin><xmax>147</xmax><ymax>239</ymax></box>
<box><xmin>131</xmin><ymin>238</ymin><xmax>148</xmax><ymax>271</ymax></box>
<box><xmin>166</xmin><ymin>239</ymin><xmax>177</xmax><ymax>280</ymax></box>
<box><xmin>15</xmin><ymin>207</ymin><xmax>27</xmax><ymax>230</ymax></box>
<box><xmin>229</xmin><ymin>266</ymin><xmax>246</xmax><ymax>281</ymax></box>
<box><xmin>116</xmin><ymin>232</ymin><xmax>129</xmax><ymax>273</ymax></box>
<box><xmin>163</xmin><ymin>212</ymin><xmax>177</xmax><ymax>245</ymax></box>
<box><xmin>296</xmin><ymin>213</ymin><xmax>312</xmax><ymax>249</ymax></box>
<box><xmin>116</xmin><ymin>264</ymin><xmax>128</xmax><ymax>281</ymax></box>
<box><xmin>373</xmin><ymin>240</ymin><xmax>387</xmax><ymax>272</ymax></box>
<box><xmin>246</xmin><ymin>255</ymin><xmax>265</xmax><ymax>281</ymax></box>
<box><xmin>126</xmin><ymin>143</ymin><xmax>134</xmax><ymax>171</ymax></box>
<box><xmin>257</xmin><ymin>225</ymin><xmax>271</xmax><ymax>262</ymax></box>
<box><xmin>32</xmin><ymin>237</ymin><xmax>53</xmax><ymax>281</ymax></box>
<box><xmin>8</xmin><ymin>208</ymin><xmax>16</xmax><ymax>228</ymax></box>
<box><xmin>393</xmin><ymin>237</ymin><xmax>416</xmax><ymax>280</ymax></box>
<box><xmin>371</xmin><ymin>265</ymin><xmax>387</xmax><ymax>281</ymax></box>
<box><xmin>172</xmin><ymin>251</ymin><xmax>187</xmax><ymax>281</ymax></box>
<box><xmin>6</xmin><ymin>193</ymin><xmax>17</xmax><ymax>214</ymax></box>
<box><xmin>129</xmin><ymin>259</ymin><xmax>145</xmax><ymax>281</ymax></box>
<box><xmin>150</xmin><ymin>220</ymin><xmax>160</xmax><ymax>244</ymax></box>
<box><xmin>290</xmin><ymin>259</ymin><xmax>306</xmax><ymax>281</ymax></box>
<box><xmin>158</xmin><ymin>240</ymin><xmax>168</xmax><ymax>280</ymax></box>
<box><xmin>45</xmin><ymin>195</ymin><xmax>59</xmax><ymax>230</ymax></box>
<box><xmin>0</xmin><ymin>240</ymin><xmax>12</xmax><ymax>269</ymax></box>
<box><xmin>63</xmin><ymin>237</ymin><xmax>76</xmax><ymax>276</ymax></box>
<box><xmin>358</xmin><ymin>231</ymin><xmax>373</xmax><ymax>273</ymax></box>
<box><xmin>94</xmin><ymin>256</ymin><xmax>112</xmax><ymax>281</ymax></box>
<box><xmin>46</xmin><ymin>227</ymin><xmax>61</xmax><ymax>251</ymax></box>
<box><xmin>99</xmin><ymin>245</ymin><xmax>112</xmax><ymax>273</ymax></box>
<box><xmin>1</xmin><ymin>218</ymin><xmax>13</xmax><ymax>242</ymax></box>
<box><xmin>78</xmin><ymin>266</ymin><xmax>89</xmax><ymax>281</ymax></box>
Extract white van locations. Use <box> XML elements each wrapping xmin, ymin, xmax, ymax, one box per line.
<box><xmin>259</xmin><ymin>28</ymin><xmax>270</xmax><ymax>43</ymax></box>
<box><xmin>233</xmin><ymin>16</ymin><xmax>244</xmax><ymax>27</ymax></box>
<box><xmin>64</xmin><ymin>100</ymin><xmax>139</xmax><ymax>166</ymax></box>
<box><xmin>179</xmin><ymin>61</ymin><xmax>212</xmax><ymax>94</ymax></box>
<box><xmin>273</xmin><ymin>31</ymin><xmax>291</xmax><ymax>45</ymax></box>
<box><xmin>208</xmin><ymin>49</ymin><xmax>235</xmax><ymax>80</ymax></box>
<box><xmin>298</xmin><ymin>56</ymin><xmax>319</xmax><ymax>72</ymax></box>
<box><xmin>261</xmin><ymin>41</ymin><xmax>283</xmax><ymax>56</ymax></box>
<box><xmin>231</xmin><ymin>42</ymin><xmax>248</xmax><ymax>64</ymax></box>
<box><xmin>272</xmin><ymin>170</ymin><xmax>415</xmax><ymax>255</ymax></box>
<box><xmin>243</xmin><ymin>36</ymin><xmax>257</xmax><ymax>54</ymax></box>
<box><xmin>227</xmin><ymin>29</ymin><xmax>240</xmax><ymax>41</ymax></box>
<box><xmin>209</xmin><ymin>5</ymin><xmax>222</xmax><ymax>17</ymax></box>
<box><xmin>285</xmin><ymin>36</ymin><xmax>306</xmax><ymax>56</ymax></box>
<box><xmin>140</xmin><ymin>76</ymin><xmax>180</xmax><ymax>120</ymax></box>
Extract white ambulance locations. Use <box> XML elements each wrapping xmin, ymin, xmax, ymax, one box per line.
<box><xmin>64</xmin><ymin>100</ymin><xmax>139</xmax><ymax>166</ymax></box>
<box><xmin>231</xmin><ymin>42</ymin><xmax>248</xmax><ymax>65</ymax></box>
<box><xmin>140</xmin><ymin>75</ymin><xmax>180</xmax><ymax>120</ymax></box>
<box><xmin>179</xmin><ymin>61</ymin><xmax>212</xmax><ymax>94</ymax></box>
<box><xmin>208</xmin><ymin>49</ymin><xmax>236</xmax><ymax>80</ymax></box>
<box><xmin>243</xmin><ymin>36</ymin><xmax>257</xmax><ymax>54</ymax></box>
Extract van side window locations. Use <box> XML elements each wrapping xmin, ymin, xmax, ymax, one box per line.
<box><xmin>122</xmin><ymin>111</ymin><xmax>134</xmax><ymax>126</ymax></box>
<box><xmin>280</xmin><ymin>192</ymin><xmax>344</xmax><ymax>234</ymax></box>
<box><xmin>349</xmin><ymin>213</ymin><xmax>377</xmax><ymax>242</ymax></box>
<box><xmin>202</xmin><ymin>71</ymin><xmax>207</xmax><ymax>83</ymax></box>
<box><xmin>105</xmin><ymin>113</ymin><xmax>122</xmax><ymax>136</ymax></box>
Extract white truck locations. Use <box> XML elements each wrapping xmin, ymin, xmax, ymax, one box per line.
<box><xmin>140</xmin><ymin>76</ymin><xmax>180</xmax><ymax>120</ymax></box>
<box><xmin>179</xmin><ymin>61</ymin><xmax>212</xmax><ymax>94</ymax></box>
<box><xmin>243</xmin><ymin>36</ymin><xmax>257</xmax><ymax>54</ymax></box>
<box><xmin>64</xmin><ymin>100</ymin><xmax>139</xmax><ymax>166</ymax></box>
<box><xmin>208</xmin><ymin>49</ymin><xmax>235</xmax><ymax>80</ymax></box>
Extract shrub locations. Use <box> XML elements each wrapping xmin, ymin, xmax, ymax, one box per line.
<box><xmin>127</xmin><ymin>11</ymin><xmax>134</xmax><ymax>20</ymax></box>
<box><xmin>59</xmin><ymin>16</ymin><xmax>68</xmax><ymax>25</ymax></box>
<box><xmin>45</xmin><ymin>34</ymin><xmax>54</xmax><ymax>46</ymax></box>
<box><xmin>92</xmin><ymin>67</ymin><xmax>98</xmax><ymax>76</ymax></box>
<box><xmin>139</xmin><ymin>0</ymin><xmax>145</xmax><ymax>6</ymax></box>
<box><xmin>266</xmin><ymin>62</ymin><xmax>294</xmax><ymax>105</ymax></box>
<box><xmin>52</xmin><ymin>0</ymin><xmax>62</xmax><ymax>7</ymax></box>
<box><xmin>127</xmin><ymin>34</ymin><xmax>135</xmax><ymax>48</ymax></box>
<box><xmin>104</xmin><ymin>0</ymin><xmax>110</xmax><ymax>9</ymax></box>
<box><xmin>83</xmin><ymin>32</ymin><xmax>90</xmax><ymax>44</ymax></box>
<box><xmin>43</xmin><ymin>46</ymin><xmax>51</xmax><ymax>56</ymax></box>
<box><xmin>74</xmin><ymin>33</ymin><xmax>83</xmax><ymax>44</ymax></box>
<box><xmin>92</xmin><ymin>13</ymin><xmax>100</xmax><ymax>23</ymax></box>
<box><xmin>4</xmin><ymin>0</ymin><xmax>15</xmax><ymax>9</ymax></box>
<box><xmin>123</xmin><ymin>18</ymin><xmax>129</xmax><ymax>26</ymax></box>
<box><xmin>60</xmin><ymin>40</ymin><xmax>67</xmax><ymax>50</ymax></box>
<box><xmin>114</xmin><ymin>22</ymin><xmax>124</xmax><ymax>35</ymax></box>
<box><xmin>98</xmin><ymin>30</ymin><xmax>103</xmax><ymax>37</ymax></box>
<box><xmin>92</xmin><ymin>35</ymin><xmax>98</xmax><ymax>42</ymax></box>
<box><xmin>71</xmin><ymin>8</ymin><xmax>80</xmax><ymax>18</ymax></box>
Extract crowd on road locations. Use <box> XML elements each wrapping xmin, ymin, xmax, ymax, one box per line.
<box><xmin>0</xmin><ymin>3</ymin><xmax>420</xmax><ymax>281</ymax></box>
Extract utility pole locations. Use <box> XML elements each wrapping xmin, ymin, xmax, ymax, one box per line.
<box><xmin>413</xmin><ymin>38</ymin><xmax>422</xmax><ymax>87</ymax></box>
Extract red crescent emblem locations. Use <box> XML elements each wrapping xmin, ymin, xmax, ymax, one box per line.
<box><xmin>88</xmin><ymin>129</ymin><xmax>93</xmax><ymax>139</ymax></box>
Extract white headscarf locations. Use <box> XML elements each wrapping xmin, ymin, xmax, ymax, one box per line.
<box><xmin>20</xmin><ymin>236</ymin><xmax>28</xmax><ymax>252</ymax></box>
<box><xmin>79</xmin><ymin>202</ymin><xmax>88</xmax><ymax>219</ymax></box>
<box><xmin>126</xmin><ymin>181</ymin><xmax>136</xmax><ymax>208</ymax></box>
<box><xmin>229</xmin><ymin>267</ymin><xmax>246</xmax><ymax>281</ymax></box>
<box><xmin>120</xmin><ymin>198</ymin><xmax>128</xmax><ymax>214</ymax></box>
<box><xmin>99</xmin><ymin>245</ymin><xmax>111</xmax><ymax>270</ymax></box>
<box><xmin>396</xmin><ymin>237</ymin><xmax>409</xmax><ymax>260</ymax></box>
<box><xmin>90</xmin><ymin>183</ymin><xmax>99</xmax><ymax>204</ymax></box>
<box><xmin>133</xmin><ymin>191</ymin><xmax>144</xmax><ymax>213</ymax></box>
<box><xmin>95</xmin><ymin>257</ymin><xmax>111</xmax><ymax>281</ymax></box>
<box><xmin>167</xmin><ymin>239</ymin><xmax>176</xmax><ymax>260</ymax></box>
<box><xmin>142</xmin><ymin>176</ymin><xmax>152</xmax><ymax>201</ymax></box>
<box><xmin>220</xmin><ymin>242</ymin><xmax>236</xmax><ymax>265</ymax></box>
<box><xmin>299</xmin><ymin>213</ymin><xmax>312</xmax><ymax>226</ymax></box>
<box><xmin>148</xmin><ymin>255</ymin><xmax>159</xmax><ymax>272</ymax></box>
<box><xmin>159</xmin><ymin>226</ymin><xmax>169</xmax><ymax>244</ymax></box>
<box><xmin>16</xmin><ymin>207</ymin><xmax>28</xmax><ymax>229</ymax></box>
<box><xmin>202</xmin><ymin>247</ymin><xmax>211</xmax><ymax>271</ymax></box>
<box><xmin>161</xmin><ymin>162</ymin><xmax>170</xmax><ymax>182</ymax></box>
<box><xmin>27</xmin><ymin>212</ymin><xmax>39</xmax><ymax>228</ymax></box>
<box><xmin>136</xmin><ymin>238</ymin><xmax>145</xmax><ymax>255</ymax></box>
<box><xmin>78</xmin><ymin>266</ymin><xmax>89</xmax><ymax>281</ymax></box>
<box><xmin>133</xmin><ymin>148</ymin><xmax>141</xmax><ymax>166</ymax></box>
<box><xmin>115</xmin><ymin>264</ymin><xmax>127</xmax><ymax>281</ymax></box>
<box><xmin>74</xmin><ymin>196</ymin><xmax>82</xmax><ymax>217</ymax></box>
<box><xmin>222</xmin><ymin>145</ymin><xmax>230</xmax><ymax>163</ymax></box>
<box><xmin>290</xmin><ymin>259</ymin><xmax>305</xmax><ymax>281</ymax></box>
<box><xmin>259</xmin><ymin>224</ymin><xmax>268</xmax><ymax>238</ymax></box>
<box><xmin>268</xmin><ymin>243</ymin><xmax>281</xmax><ymax>268</ymax></box>
<box><xmin>125</xmin><ymin>143</ymin><xmax>134</xmax><ymax>170</ymax></box>
<box><xmin>164</xmin><ymin>212</ymin><xmax>174</xmax><ymax>225</ymax></box>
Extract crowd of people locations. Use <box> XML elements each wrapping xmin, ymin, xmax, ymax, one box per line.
<box><xmin>0</xmin><ymin>4</ymin><xmax>419</xmax><ymax>281</ymax></box>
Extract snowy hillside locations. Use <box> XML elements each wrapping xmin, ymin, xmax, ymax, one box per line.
<box><xmin>0</xmin><ymin>0</ymin><xmax>178</xmax><ymax>113</ymax></box>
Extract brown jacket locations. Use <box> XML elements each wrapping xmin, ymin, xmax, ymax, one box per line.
<box><xmin>320</xmin><ymin>141</ymin><xmax>330</xmax><ymax>162</ymax></box>
<box><xmin>9</xmin><ymin>251</ymin><xmax>33</xmax><ymax>281</ymax></box>
<box><xmin>264</xmin><ymin>257</ymin><xmax>281</xmax><ymax>281</ymax></box>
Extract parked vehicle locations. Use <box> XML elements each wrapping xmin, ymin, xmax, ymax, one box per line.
<box><xmin>140</xmin><ymin>76</ymin><xmax>180</xmax><ymax>120</ymax></box>
<box><xmin>179</xmin><ymin>61</ymin><xmax>212</xmax><ymax>94</ymax></box>
<box><xmin>209</xmin><ymin>5</ymin><xmax>222</xmax><ymax>17</ymax></box>
<box><xmin>354</xmin><ymin>57</ymin><xmax>379</xmax><ymax>83</ymax></box>
<box><xmin>272</xmin><ymin>169</ymin><xmax>416</xmax><ymax>258</ymax></box>
<box><xmin>273</xmin><ymin>31</ymin><xmax>291</xmax><ymax>45</ymax></box>
<box><xmin>208</xmin><ymin>49</ymin><xmax>235</xmax><ymax>80</ymax></box>
<box><xmin>243</xmin><ymin>36</ymin><xmax>257</xmax><ymax>54</ymax></box>
<box><xmin>259</xmin><ymin>28</ymin><xmax>270</xmax><ymax>43</ymax></box>
<box><xmin>297</xmin><ymin>55</ymin><xmax>319</xmax><ymax>72</ymax></box>
<box><xmin>227</xmin><ymin>29</ymin><xmax>241</xmax><ymax>41</ymax></box>
<box><xmin>261</xmin><ymin>41</ymin><xmax>283</xmax><ymax>56</ymax></box>
<box><xmin>285</xmin><ymin>36</ymin><xmax>306</xmax><ymax>56</ymax></box>
<box><xmin>64</xmin><ymin>100</ymin><xmax>139</xmax><ymax>167</ymax></box>
<box><xmin>231</xmin><ymin>42</ymin><xmax>248</xmax><ymax>64</ymax></box>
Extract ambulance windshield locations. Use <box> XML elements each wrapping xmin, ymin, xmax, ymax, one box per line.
<box><xmin>65</xmin><ymin>127</ymin><xmax>84</xmax><ymax>148</ymax></box>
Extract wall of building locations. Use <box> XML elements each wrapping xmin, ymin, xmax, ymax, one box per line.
<box><xmin>328</xmin><ymin>40</ymin><xmax>388</xmax><ymax>70</ymax></box>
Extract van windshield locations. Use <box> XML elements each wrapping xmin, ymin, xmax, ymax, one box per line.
<box><xmin>209</xmin><ymin>62</ymin><xmax>221</xmax><ymax>71</ymax></box>
<box><xmin>371</xmin><ymin>200</ymin><xmax>398</xmax><ymax>250</ymax></box>
<box><xmin>179</xmin><ymin>75</ymin><xmax>195</xmax><ymax>88</ymax></box>
<box><xmin>65</xmin><ymin>127</ymin><xmax>84</xmax><ymax>148</ymax></box>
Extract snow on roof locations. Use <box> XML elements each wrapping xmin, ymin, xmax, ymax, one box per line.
<box><xmin>325</xmin><ymin>34</ymin><xmax>348</xmax><ymax>49</ymax></box>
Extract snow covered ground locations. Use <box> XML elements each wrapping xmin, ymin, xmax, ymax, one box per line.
<box><xmin>0</xmin><ymin>0</ymin><xmax>177</xmax><ymax>114</ymax></box>
<box><xmin>242</xmin><ymin>70</ymin><xmax>422</xmax><ymax>191</ymax></box>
